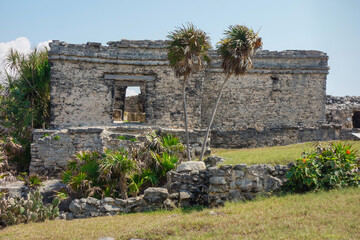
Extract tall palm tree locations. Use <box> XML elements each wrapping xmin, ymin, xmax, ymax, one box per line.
<box><xmin>199</xmin><ymin>25</ymin><xmax>262</xmax><ymax>161</ymax></box>
<box><xmin>167</xmin><ymin>23</ymin><xmax>211</xmax><ymax>161</ymax></box>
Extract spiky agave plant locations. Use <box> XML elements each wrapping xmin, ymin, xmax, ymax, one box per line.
<box><xmin>167</xmin><ymin>23</ymin><xmax>211</xmax><ymax>161</ymax></box>
<box><xmin>199</xmin><ymin>25</ymin><xmax>262</xmax><ymax>161</ymax></box>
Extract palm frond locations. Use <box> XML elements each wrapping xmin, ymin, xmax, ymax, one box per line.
<box><xmin>216</xmin><ymin>25</ymin><xmax>263</xmax><ymax>76</ymax></box>
<box><xmin>167</xmin><ymin>23</ymin><xmax>212</xmax><ymax>79</ymax></box>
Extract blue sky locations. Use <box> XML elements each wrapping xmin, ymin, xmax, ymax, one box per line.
<box><xmin>0</xmin><ymin>0</ymin><xmax>359</xmax><ymax>96</ymax></box>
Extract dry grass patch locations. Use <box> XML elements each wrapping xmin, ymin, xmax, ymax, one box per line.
<box><xmin>213</xmin><ymin>140</ymin><xmax>360</xmax><ymax>165</ymax></box>
<box><xmin>1</xmin><ymin>188</ymin><xmax>360</xmax><ymax>239</ymax></box>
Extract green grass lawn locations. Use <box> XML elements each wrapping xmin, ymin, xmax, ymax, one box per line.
<box><xmin>212</xmin><ymin>140</ymin><xmax>360</xmax><ymax>165</ymax></box>
<box><xmin>1</xmin><ymin>187</ymin><xmax>360</xmax><ymax>240</ymax></box>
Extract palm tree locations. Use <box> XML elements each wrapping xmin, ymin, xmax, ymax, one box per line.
<box><xmin>99</xmin><ymin>148</ymin><xmax>136</xmax><ymax>199</ymax></box>
<box><xmin>199</xmin><ymin>25</ymin><xmax>262</xmax><ymax>161</ymax></box>
<box><xmin>167</xmin><ymin>23</ymin><xmax>211</xmax><ymax>161</ymax></box>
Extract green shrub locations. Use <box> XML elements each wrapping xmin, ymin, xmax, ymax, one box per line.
<box><xmin>0</xmin><ymin>48</ymin><xmax>50</xmax><ymax>172</ymax></box>
<box><xmin>117</xmin><ymin>136</ymin><xmax>127</xmax><ymax>140</ymax></box>
<box><xmin>99</xmin><ymin>148</ymin><xmax>137</xmax><ymax>199</ymax></box>
<box><xmin>53</xmin><ymin>135</ymin><xmax>60</xmax><ymax>141</ymax></box>
<box><xmin>61</xmin><ymin>132</ymin><xmax>185</xmax><ymax>199</ymax></box>
<box><xmin>0</xmin><ymin>190</ymin><xmax>61</xmax><ymax>227</ymax></box>
<box><xmin>61</xmin><ymin>151</ymin><xmax>102</xmax><ymax>198</ymax></box>
<box><xmin>117</xmin><ymin>135</ymin><xmax>137</xmax><ymax>142</ymax></box>
<box><xmin>285</xmin><ymin>142</ymin><xmax>360</xmax><ymax>192</ymax></box>
<box><xmin>17</xmin><ymin>172</ymin><xmax>44</xmax><ymax>189</ymax></box>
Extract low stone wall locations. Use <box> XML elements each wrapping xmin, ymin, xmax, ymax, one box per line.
<box><xmin>66</xmin><ymin>187</ymin><xmax>173</xmax><ymax>219</ymax></box>
<box><xmin>66</xmin><ymin>160</ymin><xmax>291</xmax><ymax>219</ymax></box>
<box><xmin>167</xmin><ymin>160</ymin><xmax>290</xmax><ymax>207</ymax></box>
<box><xmin>30</xmin><ymin>125</ymin><xmax>208</xmax><ymax>175</ymax></box>
<box><xmin>210</xmin><ymin>126</ymin><xmax>356</xmax><ymax>148</ymax></box>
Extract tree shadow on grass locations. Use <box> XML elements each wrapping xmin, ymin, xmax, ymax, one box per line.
<box><xmin>180</xmin><ymin>205</ymin><xmax>207</xmax><ymax>214</ymax></box>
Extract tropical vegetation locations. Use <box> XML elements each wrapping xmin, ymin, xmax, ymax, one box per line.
<box><xmin>199</xmin><ymin>25</ymin><xmax>263</xmax><ymax>161</ymax></box>
<box><xmin>2</xmin><ymin>187</ymin><xmax>360</xmax><ymax>239</ymax></box>
<box><xmin>0</xmin><ymin>189</ymin><xmax>62</xmax><ymax>228</ymax></box>
<box><xmin>0</xmin><ymin>48</ymin><xmax>50</xmax><ymax>172</ymax></box>
<box><xmin>285</xmin><ymin>142</ymin><xmax>360</xmax><ymax>192</ymax></box>
<box><xmin>61</xmin><ymin>133</ymin><xmax>184</xmax><ymax>199</ymax></box>
<box><xmin>167</xmin><ymin>23</ymin><xmax>211</xmax><ymax>161</ymax></box>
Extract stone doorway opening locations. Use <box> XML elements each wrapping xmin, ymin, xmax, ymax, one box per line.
<box><xmin>113</xmin><ymin>81</ymin><xmax>146</xmax><ymax>123</ymax></box>
<box><xmin>353</xmin><ymin>111</ymin><xmax>360</xmax><ymax>128</ymax></box>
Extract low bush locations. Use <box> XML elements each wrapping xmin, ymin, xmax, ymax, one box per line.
<box><xmin>61</xmin><ymin>151</ymin><xmax>102</xmax><ymax>199</ymax></box>
<box><xmin>61</xmin><ymin>133</ymin><xmax>184</xmax><ymax>199</ymax></box>
<box><xmin>285</xmin><ymin>142</ymin><xmax>360</xmax><ymax>192</ymax></box>
<box><xmin>17</xmin><ymin>172</ymin><xmax>44</xmax><ymax>189</ymax></box>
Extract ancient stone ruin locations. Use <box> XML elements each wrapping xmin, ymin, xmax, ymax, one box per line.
<box><xmin>65</xmin><ymin>160</ymin><xmax>291</xmax><ymax>219</ymax></box>
<box><xmin>30</xmin><ymin>40</ymin><xmax>360</xmax><ymax>174</ymax></box>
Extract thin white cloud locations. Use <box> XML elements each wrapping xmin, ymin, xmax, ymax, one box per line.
<box><xmin>36</xmin><ymin>40</ymin><xmax>51</xmax><ymax>51</ymax></box>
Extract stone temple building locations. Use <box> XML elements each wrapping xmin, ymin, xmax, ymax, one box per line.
<box><xmin>29</xmin><ymin>40</ymin><xmax>360</xmax><ymax>174</ymax></box>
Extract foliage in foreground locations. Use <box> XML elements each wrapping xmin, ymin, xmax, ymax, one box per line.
<box><xmin>2</xmin><ymin>188</ymin><xmax>360</xmax><ymax>239</ymax></box>
<box><xmin>62</xmin><ymin>133</ymin><xmax>184</xmax><ymax>199</ymax></box>
<box><xmin>285</xmin><ymin>142</ymin><xmax>360</xmax><ymax>192</ymax></box>
<box><xmin>0</xmin><ymin>190</ymin><xmax>60</xmax><ymax>228</ymax></box>
<box><xmin>0</xmin><ymin>48</ymin><xmax>50</xmax><ymax>172</ymax></box>
<box><xmin>167</xmin><ymin>23</ymin><xmax>211</xmax><ymax>162</ymax></box>
<box><xmin>199</xmin><ymin>24</ymin><xmax>263</xmax><ymax>160</ymax></box>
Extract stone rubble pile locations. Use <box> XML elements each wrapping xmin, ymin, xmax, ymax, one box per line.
<box><xmin>65</xmin><ymin>158</ymin><xmax>292</xmax><ymax>219</ymax></box>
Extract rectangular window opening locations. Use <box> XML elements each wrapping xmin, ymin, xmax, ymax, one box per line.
<box><xmin>113</xmin><ymin>82</ymin><xmax>146</xmax><ymax>123</ymax></box>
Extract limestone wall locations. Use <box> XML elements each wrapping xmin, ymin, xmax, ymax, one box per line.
<box><xmin>32</xmin><ymin>40</ymin><xmax>337</xmax><ymax>173</ymax></box>
<box><xmin>30</xmin><ymin>125</ymin><xmax>208</xmax><ymax>175</ymax></box>
<box><xmin>49</xmin><ymin>41</ymin><xmax>203</xmax><ymax>129</ymax></box>
<box><xmin>66</xmin><ymin>160</ymin><xmax>290</xmax><ymax>219</ymax></box>
<box><xmin>48</xmin><ymin>40</ymin><xmax>329</xmax><ymax>131</ymax></box>
<box><xmin>326</xmin><ymin>95</ymin><xmax>360</xmax><ymax>128</ymax></box>
<box><xmin>202</xmin><ymin>51</ymin><xmax>328</xmax><ymax>131</ymax></box>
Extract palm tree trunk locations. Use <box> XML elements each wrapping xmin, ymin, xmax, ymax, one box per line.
<box><xmin>199</xmin><ymin>74</ymin><xmax>232</xmax><ymax>161</ymax></box>
<box><xmin>182</xmin><ymin>77</ymin><xmax>191</xmax><ymax>161</ymax></box>
<box><xmin>119</xmin><ymin>174</ymin><xmax>128</xmax><ymax>199</ymax></box>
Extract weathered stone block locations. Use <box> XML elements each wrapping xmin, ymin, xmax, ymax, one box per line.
<box><xmin>209</xmin><ymin>177</ymin><xmax>226</xmax><ymax>185</ymax></box>
<box><xmin>176</xmin><ymin>161</ymin><xmax>206</xmax><ymax>173</ymax></box>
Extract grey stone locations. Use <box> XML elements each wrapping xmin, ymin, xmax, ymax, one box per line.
<box><xmin>209</xmin><ymin>177</ymin><xmax>227</xmax><ymax>185</ymax></box>
<box><xmin>0</xmin><ymin>181</ymin><xmax>28</xmax><ymax>199</ymax></box>
<box><xmin>102</xmin><ymin>197</ymin><xmax>115</xmax><ymax>204</ymax></box>
<box><xmin>204</xmin><ymin>156</ymin><xmax>224</xmax><ymax>167</ymax></box>
<box><xmin>169</xmin><ymin>190</ymin><xmax>192</xmax><ymax>200</ymax></box>
<box><xmin>144</xmin><ymin>187</ymin><xmax>169</xmax><ymax>203</ymax></box>
<box><xmin>84</xmin><ymin>203</ymin><xmax>98</xmax><ymax>212</ymax></box>
<box><xmin>228</xmin><ymin>190</ymin><xmax>245</xmax><ymax>201</ymax></box>
<box><xmin>176</xmin><ymin>161</ymin><xmax>206</xmax><ymax>173</ymax></box>
<box><xmin>234</xmin><ymin>164</ymin><xmax>247</xmax><ymax>170</ymax></box>
<box><xmin>163</xmin><ymin>198</ymin><xmax>176</xmax><ymax>210</ymax></box>
<box><xmin>101</xmin><ymin>204</ymin><xmax>122</xmax><ymax>212</ymax></box>
<box><xmin>114</xmin><ymin>198</ymin><xmax>127</xmax><ymax>206</ymax></box>
<box><xmin>69</xmin><ymin>199</ymin><xmax>82</xmax><ymax>214</ymax></box>
<box><xmin>264</xmin><ymin>176</ymin><xmax>283</xmax><ymax>192</ymax></box>
<box><xmin>234</xmin><ymin>170</ymin><xmax>245</xmax><ymax>179</ymax></box>
<box><xmin>65</xmin><ymin>212</ymin><xmax>74</xmax><ymax>220</ymax></box>
<box><xmin>86</xmin><ymin>197</ymin><xmax>101</xmax><ymax>206</ymax></box>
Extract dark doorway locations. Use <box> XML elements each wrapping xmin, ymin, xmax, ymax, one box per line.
<box><xmin>353</xmin><ymin>111</ymin><xmax>360</xmax><ymax>128</ymax></box>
